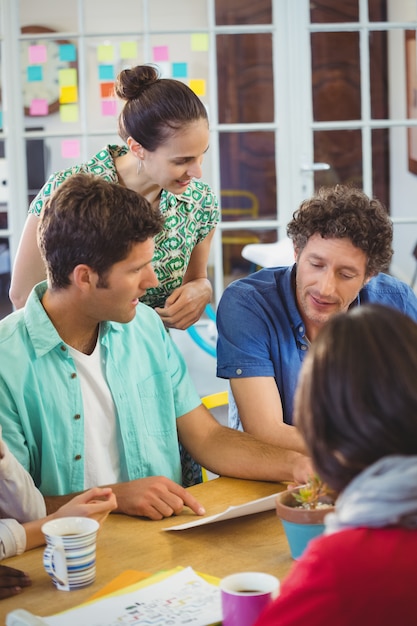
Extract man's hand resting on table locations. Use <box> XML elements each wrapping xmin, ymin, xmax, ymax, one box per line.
<box><xmin>112</xmin><ymin>476</ymin><xmax>206</xmax><ymax>520</ymax></box>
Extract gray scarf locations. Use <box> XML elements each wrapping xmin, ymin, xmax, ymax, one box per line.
<box><xmin>325</xmin><ymin>455</ymin><xmax>417</xmax><ymax>535</ymax></box>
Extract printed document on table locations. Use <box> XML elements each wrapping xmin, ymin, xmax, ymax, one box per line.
<box><xmin>37</xmin><ymin>567</ymin><xmax>221</xmax><ymax>626</ymax></box>
<box><xmin>164</xmin><ymin>492</ymin><xmax>280</xmax><ymax>531</ymax></box>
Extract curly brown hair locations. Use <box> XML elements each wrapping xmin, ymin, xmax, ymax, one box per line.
<box><xmin>287</xmin><ymin>185</ymin><xmax>393</xmax><ymax>276</ymax></box>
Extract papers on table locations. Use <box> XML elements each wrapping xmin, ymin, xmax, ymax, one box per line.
<box><xmin>164</xmin><ymin>492</ymin><xmax>280</xmax><ymax>531</ymax></box>
<box><xmin>7</xmin><ymin>567</ymin><xmax>222</xmax><ymax>626</ymax></box>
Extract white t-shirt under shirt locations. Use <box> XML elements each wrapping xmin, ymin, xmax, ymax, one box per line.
<box><xmin>69</xmin><ymin>339</ymin><xmax>122</xmax><ymax>489</ymax></box>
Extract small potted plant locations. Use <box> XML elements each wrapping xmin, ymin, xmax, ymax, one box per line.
<box><xmin>275</xmin><ymin>475</ymin><xmax>336</xmax><ymax>559</ymax></box>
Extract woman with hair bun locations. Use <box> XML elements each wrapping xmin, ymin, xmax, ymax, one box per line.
<box><xmin>10</xmin><ymin>64</ymin><xmax>219</xmax><ymax>330</ymax></box>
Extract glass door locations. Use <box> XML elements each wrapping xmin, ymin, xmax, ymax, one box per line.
<box><xmin>212</xmin><ymin>0</ymin><xmax>417</xmax><ymax>300</ymax></box>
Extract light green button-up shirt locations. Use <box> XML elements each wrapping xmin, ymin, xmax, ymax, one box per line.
<box><xmin>0</xmin><ymin>282</ymin><xmax>201</xmax><ymax>496</ymax></box>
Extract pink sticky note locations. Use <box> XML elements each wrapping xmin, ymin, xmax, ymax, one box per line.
<box><xmin>153</xmin><ymin>45</ymin><xmax>169</xmax><ymax>62</ymax></box>
<box><xmin>29</xmin><ymin>44</ymin><xmax>47</xmax><ymax>64</ymax></box>
<box><xmin>61</xmin><ymin>139</ymin><xmax>80</xmax><ymax>159</ymax></box>
<box><xmin>101</xmin><ymin>100</ymin><xmax>117</xmax><ymax>117</ymax></box>
<box><xmin>29</xmin><ymin>99</ymin><xmax>48</xmax><ymax>116</ymax></box>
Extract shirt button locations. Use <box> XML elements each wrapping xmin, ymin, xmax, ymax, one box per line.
<box><xmin>74</xmin><ymin>454</ymin><xmax>82</xmax><ymax>461</ymax></box>
<box><xmin>301</xmin><ymin>345</ymin><xmax>308</xmax><ymax>351</ymax></box>
<box><xmin>74</xmin><ymin>414</ymin><xmax>81</xmax><ymax>420</ymax></box>
<box><xmin>60</xmin><ymin>345</ymin><xmax>67</xmax><ymax>351</ymax></box>
<box><xmin>298</xmin><ymin>326</ymin><xmax>304</xmax><ymax>334</ymax></box>
<box><xmin>70</xmin><ymin>372</ymin><xmax>77</xmax><ymax>379</ymax></box>
<box><xmin>236</xmin><ymin>368</ymin><xmax>243</xmax><ymax>375</ymax></box>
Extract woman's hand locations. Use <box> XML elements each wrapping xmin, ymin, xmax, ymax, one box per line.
<box><xmin>155</xmin><ymin>279</ymin><xmax>212</xmax><ymax>330</ymax></box>
<box><xmin>53</xmin><ymin>487</ymin><xmax>117</xmax><ymax>527</ymax></box>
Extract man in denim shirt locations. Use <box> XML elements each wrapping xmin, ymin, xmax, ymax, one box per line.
<box><xmin>217</xmin><ymin>185</ymin><xmax>417</xmax><ymax>455</ymax></box>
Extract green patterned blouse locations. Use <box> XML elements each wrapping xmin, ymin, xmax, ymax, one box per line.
<box><xmin>29</xmin><ymin>145</ymin><xmax>219</xmax><ymax>308</ymax></box>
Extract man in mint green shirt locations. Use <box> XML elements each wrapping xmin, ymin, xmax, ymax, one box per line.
<box><xmin>0</xmin><ymin>174</ymin><xmax>312</xmax><ymax>520</ymax></box>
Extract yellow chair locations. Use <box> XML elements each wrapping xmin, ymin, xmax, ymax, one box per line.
<box><xmin>201</xmin><ymin>390</ymin><xmax>229</xmax><ymax>481</ymax></box>
<box><xmin>220</xmin><ymin>190</ymin><xmax>260</xmax><ymax>275</ymax></box>
<box><xmin>201</xmin><ymin>390</ymin><xmax>229</xmax><ymax>410</ymax></box>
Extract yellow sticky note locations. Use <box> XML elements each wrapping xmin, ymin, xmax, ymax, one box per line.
<box><xmin>60</xmin><ymin>85</ymin><xmax>78</xmax><ymax>104</ymax></box>
<box><xmin>189</xmin><ymin>79</ymin><xmax>206</xmax><ymax>97</ymax></box>
<box><xmin>59</xmin><ymin>68</ymin><xmax>77</xmax><ymax>86</ymax></box>
<box><xmin>120</xmin><ymin>41</ymin><xmax>138</xmax><ymax>59</ymax></box>
<box><xmin>60</xmin><ymin>103</ymin><xmax>79</xmax><ymax>123</ymax></box>
<box><xmin>97</xmin><ymin>44</ymin><xmax>115</xmax><ymax>62</ymax></box>
<box><xmin>191</xmin><ymin>33</ymin><xmax>209</xmax><ymax>52</ymax></box>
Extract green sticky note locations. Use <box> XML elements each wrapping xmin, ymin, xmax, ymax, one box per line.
<box><xmin>120</xmin><ymin>41</ymin><xmax>138</xmax><ymax>59</ymax></box>
<box><xmin>191</xmin><ymin>33</ymin><xmax>209</xmax><ymax>52</ymax></box>
<box><xmin>59</xmin><ymin>68</ymin><xmax>77</xmax><ymax>86</ymax></box>
<box><xmin>97</xmin><ymin>44</ymin><xmax>115</xmax><ymax>62</ymax></box>
<box><xmin>60</xmin><ymin>103</ymin><xmax>79</xmax><ymax>123</ymax></box>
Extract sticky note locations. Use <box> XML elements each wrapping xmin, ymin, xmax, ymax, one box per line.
<box><xmin>120</xmin><ymin>41</ymin><xmax>138</xmax><ymax>59</ymax></box>
<box><xmin>97</xmin><ymin>44</ymin><xmax>115</xmax><ymax>62</ymax></box>
<box><xmin>29</xmin><ymin>99</ymin><xmax>48</xmax><ymax>116</ymax></box>
<box><xmin>27</xmin><ymin>65</ymin><xmax>43</xmax><ymax>82</ymax></box>
<box><xmin>61</xmin><ymin>139</ymin><xmax>80</xmax><ymax>159</ymax></box>
<box><xmin>189</xmin><ymin>78</ymin><xmax>206</xmax><ymax>97</ymax></box>
<box><xmin>172</xmin><ymin>62</ymin><xmax>187</xmax><ymax>78</ymax></box>
<box><xmin>58</xmin><ymin>68</ymin><xmax>77</xmax><ymax>86</ymax></box>
<box><xmin>59</xmin><ymin>103</ymin><xmax>79</xmax><ymax>123</ymax></box>
<box><xmin>100</xmin><ymin>82</ymin><xmax>115</xmax><ymax>98</ymax></box>
<box><xmin>59</xmin><ymin>43</ymin><xmax>76</xmax><ymax>62</ymax></box>
<box><xmin>191</xmin><ymin>33</ymin><xmax>209</xmax><ymax>52</ymax></box>
<box><xmin>101</xmin><ymin>100</ymin><xmax>117</xmax><ymax>116</ymax></box>
<box><xmin>29</xmin><ymin>44</ymin><xmax>47</xmax><ymax>64</ymax></box>
<box><xmin>98</xmin><ymin>64</ymin><xmax>114</xmax><ymax>80</ymax></box>
<box><xmin>59</xmin><ymin>85</ymin><xmax>78</xmax><ymax>104</ymax></box>
<box><xmin>153</xmin><ymin>45</ymin><xmax>169</xmax><ymax>62</ymax></box>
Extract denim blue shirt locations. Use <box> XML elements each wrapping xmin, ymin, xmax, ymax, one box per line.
<box><xmin>216</xmin><ymin>266</ymin><xmax>417</xmax><ymax>427</ymax></box>
<box><xmin>0</xmin><ymin>282</ymin><xmax>201</xmax><ymax>495</ymax></box>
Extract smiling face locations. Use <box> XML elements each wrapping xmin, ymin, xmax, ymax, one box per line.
<box><xmin>139</xmin><ymin>118</ymin><xmax>209</xmax><ymax>194</ymax></box>
<box><xmin>295</xmin><ymin>234</ymin><xmax>370</xmax><ymax>341</ymax></box>
<box><xmin>90</xmin><ymin>238</ymin><xmax>158</xmax><ymax>324</ymax></box>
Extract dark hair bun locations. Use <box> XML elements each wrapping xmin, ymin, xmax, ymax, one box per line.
<box><xmin>114</xmin><ymin>64</ymin><xmax>160</xmax><ymax>101</ymax></box>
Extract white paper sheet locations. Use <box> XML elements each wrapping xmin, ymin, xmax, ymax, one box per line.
<box><xmin>163</xmin><ymin>492</ymin><xmax>280</xmax><ymax>531</ymax></box>
<box><xmin>38</xmin><ymin>567</ymin><xmax>222</xmax><ymax>626</ymax></box>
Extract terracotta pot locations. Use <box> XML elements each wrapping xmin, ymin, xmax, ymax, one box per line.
<box><xmin>276</xmin><ymin>488</ymin><xmax>335</xmax><ymax>560</ymax></box>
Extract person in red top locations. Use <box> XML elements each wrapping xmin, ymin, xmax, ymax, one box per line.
<box><xmin>255</xmin><ymin>303</ymin><xmax>417</xmax><ymax>626</ymax></box>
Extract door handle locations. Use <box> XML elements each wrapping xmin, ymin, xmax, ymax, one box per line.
<box><xmin>300</xmin><ymin>162</ymin><xmax>331</xmax><ymax>172</ymax></box>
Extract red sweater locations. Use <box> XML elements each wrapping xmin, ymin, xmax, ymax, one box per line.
<box><xmin>255</xmin><ymin>527</ymin><xmax>417</xmax><ymax>626</ymax></box>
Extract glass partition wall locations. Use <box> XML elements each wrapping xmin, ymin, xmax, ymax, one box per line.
<box><xmin>0</xmin><ymin>0</ymin><xmax>416</xmax><ymax>319</ymax></box>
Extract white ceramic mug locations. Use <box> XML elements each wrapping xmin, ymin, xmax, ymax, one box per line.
<box><xmin>220</xmin><ymin>571</ymin><xmax>280</xmax><ymax>626</ymax></box>
<box><xmin>41</xmin><ymin>516</ymin><xmax>99</xmax><ymax>591</ymax></box>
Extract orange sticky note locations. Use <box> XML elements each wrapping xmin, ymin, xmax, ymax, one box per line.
<box><xmin>100</xmin><ymin>82</ymin><xmax>115</xmax><ymax>98</ymax></box>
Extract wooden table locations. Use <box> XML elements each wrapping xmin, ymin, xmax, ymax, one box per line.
<box><xmin>0</xmin><ymin>477</ymin><xmax>294</xmax><ymax>624</ymax></box>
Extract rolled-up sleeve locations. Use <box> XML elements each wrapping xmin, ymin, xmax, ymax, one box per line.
<box><xmin>0</xmin><ymin>519</ymin><xmax>26</xmax><ymax>560</ymax></box>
